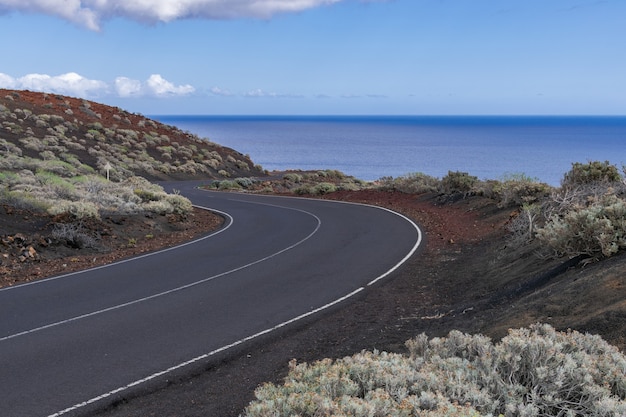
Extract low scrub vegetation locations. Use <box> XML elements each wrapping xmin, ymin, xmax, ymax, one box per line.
<box><xmin>0</xmin><ymin>89</ymin><xmax>270</xmax><ymax>221</ymax></box>
<box><xmin>211</xmin><ymin>161</ymin><xmax>626</xmax><ymax>262</ymax></box>
<box><xmin>207</xmin><ymin>170</ymin><xmax>367</xmax><ymax>195</ymax></box>
<box><xmin>379</xmin><ymin>161</ymin><xmax>626</xmax><ymax>262</ymax></box>
<box><xmin>0</xmin><ymin>164</ymin><xmax>193</xmax><ymax>220</ymax></box>
<box><xmin>244</xmin><ymin>324</ymin><xmax>626</xmax><ymax>417</ymax></box>
<box><xmin>0</xmin><ymin>89</ymin><xmax>264</xmax><ymax>183</ymax></box>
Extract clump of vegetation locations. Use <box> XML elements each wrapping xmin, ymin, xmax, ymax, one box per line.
<box><xmin>0</xmin><ymin>167</ymin><xmax>194</xmax><ymax>220</ymax></box>
<box><xmin>244</xmin><ymin>324</ymin><xmax>626</xmax><ymax>417</ymax></box>
<box><xmin>440</xmin><ymin>170</ymin><xmax>478</xmax><ymax>195</ymax></box>
<box><xmin>377</xmin><ymin>172</ymin><xmax>439</xmax><ymax>194</ymax></box>
<box><xmin>0</xmin><ymin>89</ymin><xmax>264</xmax><ymax>184</ymax></box>
<box><xmin>378</xmin><ymin>162</ymin><xmax>626</xmax><ymax>262</ymax></box>
<box><xmin>283</xmin><ymin>172</ymin><xmax>303</xmax><ymax>183</ymax></box>
<box><xmin>486</xmin><ymin>173</ymin><xmax>551</xmax><ymax>208</ymax></box>
<box><xmin>532</xmin><ymin>161</ymin><xmax>626</xmax><ymax>260</ymax></box>
<box><xmin>562</xmin><ymin>160</ymin><xmax>622</xmax><ymax>187</ymax></box>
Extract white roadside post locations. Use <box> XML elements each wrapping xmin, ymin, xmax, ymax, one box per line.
<box><xmin>104</xmin><ymin>162</ymin><xmax>112</xmax><ymax>181</ymax></box>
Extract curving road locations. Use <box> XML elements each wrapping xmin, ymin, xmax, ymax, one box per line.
<box><xmin>0</xmin><ymin>182</ymin><xmax>421</xmax><ymax>417</ymax></box>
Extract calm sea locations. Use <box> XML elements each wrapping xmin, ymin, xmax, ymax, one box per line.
<box><xmin>153</xmin><ymin>116</ymin><xmax>626</xmax><ymax>186</ymax></box>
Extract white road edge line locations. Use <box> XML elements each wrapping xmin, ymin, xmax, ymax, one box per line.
<box><xmin>1</xmin><ymin>204</ymin><xmax>322</xmax><ymax>342</ymax></box>
<box><xmin>43</xmin><ymin>191</ymin><xmax>423</xmax><ymax>417</ymax></box>
<box><xmin>47</xmin><ymin>287</ymin><xmax>364</xmax><ymax>417</ymax></box>
<box><xmin>247</xmin><ymin>192</ymin><xmax>424</xmax><ymax>286</ymax></box>
<box><xmin>0</xmin><ymin>205</ymin><xmax>233</xmax><ymax>293</ymax></box>
<box><xmin>366</xmin><ymin>206</ymin><xmax>422</xmax><ymax>286</ymax></box>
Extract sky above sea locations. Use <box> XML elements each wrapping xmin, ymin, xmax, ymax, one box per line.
<box><xmin>0</xmin><ymin>1</ymin><xmax>625</xmax><ymax>116</ymax></box>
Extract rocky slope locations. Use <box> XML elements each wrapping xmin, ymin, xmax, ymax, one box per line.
<box><xmin>0</xmin><ymin>89</ymin><xmax>264</xmax><ymax>181</ymax></box>
<box><xmin>0</xmin><ymin>88</ymin><xmax>263</xmax><ymax>284</ymax></box>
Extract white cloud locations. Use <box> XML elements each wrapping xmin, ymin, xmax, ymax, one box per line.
<box><xmin>0</xmin><ymin>0</ymin><xmax>358</xmax><ymax>30</ymax></box>
<box><xmin>210</xmin><ymin>86</ymin><xmax>234</xmax><ymax>97</ymax></box>
<box><xmin>243</xmin><ymin>88</ymin><xmax>304</xmax><ymax>98</ymax></box>
<box><xmin>114</xmin><ymin>76</ymin><xmax>142</xmax><ymax>97</ymax></box>
<box><xmin>0</xmin><ymin>72</ymin><xmax>108</xmax><ymax>97</ymax></box>
<box><xmin>0</xmin><ymin>72</ymin><xmax>195</xmax><ymax>99</ymax></box>
<box><xmin>145</xmin><ymin>74</ymin><xmax>195</xmax><ymax>96</ymax></box>
<box><xmin>244</xmin><ymin>88</ymin><xmax>273</xmax><ymax>98</ymax></box>
<box><xmin>0</xmin><ymin>73</ymin><xmax>17</xmax><ymax>89</ymax></box>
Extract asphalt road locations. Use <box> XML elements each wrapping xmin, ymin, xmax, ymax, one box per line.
<box><xmin>0</xmin><ymin>182</ymin><xmax>421</xmax><ymax>417</ymax></box>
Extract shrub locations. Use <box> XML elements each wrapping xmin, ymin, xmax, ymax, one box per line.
<box><xmin>234</xmin><ymin>177</ymin><xmax>255</xmax><ymax>188</ymax></box>
<box><xmin>440</xmin><ymin>171</ymin><xmax>478</xmax><ymax>195</ymax></box>
<box><xmin>490</xmin><ymin>174</ymin><xmax>552</xmax><ymax>208</ymax></box>
<box><xmin>243</xmin><ymin>324</ymin><xmax>626</xmax><ymax>417</ymax></box>
<box><xmin>164</xmin><ymin>194</ymin><xmax>193</xmax><ymax>215</ymax></box>
<box><xmin>142</xmin><ymin>200</ymin><xmax>174</xmax><ymax>215</ymax></box>
<box><xmin>337</xmin><ymin>181</ymin><xmax>361</xmax><ymax>192</ymax></box>
<box><xmin>51</xmin><ymin>222</ymin><xmax>97</xmax><ymax>249</ymax></box>
<box><xmin>317</xmin><ymin>169</ymin><xmax>345</xmax><ymax>179</ymax></box>
<box><xmin>536</xmin><ymin>193</ymin><xmax>626</xmax><ymax>259</ymax></box>
<box><xmin>48</xmin><ymin>201</ymin><xmax>100</xmax><ymax>220</ymax></box>
<box><xmin>312</xmin><ymin>182</ymin><xmax>337</xmax><ymax>195</ymax></box>
<box><xmin>217</xmin><ymin>180</ymin><xmax>242</xmax><ymax>191</ymax></box>
<box><xmin>293</xmin><ymin>186</ymin><xmax>313</xmax><ymax>195</ymax></box>
<box><xmin>134</xmin><ymin>188</ymin><xmax>161</xmax><ymax>202</ymax></box>
<box><xmin>562</xmin><ymin>160</ymin><xmax>622</xmax><ymax>188</ymax></box>
<box><xmin>507</xmin><ymin>203</ymin><xmax>541</xmax><ymax>248</ymax></box>
<box><xmin>377</xmin><ymin>172</ymin><xmax>439</xmax><ymax>194</ymax></box>
<box><xmin>236</xmin><ymin>160</ymin><xmax>250</xmax><ymax>171</ymax></box>
<box><xmin>283</xmin><ymin>173</ymin><xmax>303</xmax><ymax>183</ymax></box>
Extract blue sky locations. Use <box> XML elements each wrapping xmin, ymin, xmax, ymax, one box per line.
<box><xmin>0</xmin><ymin>0</ymin><xmax>624</xmax><ymax>115</ymax></box>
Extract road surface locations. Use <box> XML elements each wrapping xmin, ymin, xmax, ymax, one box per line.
<box><xmin>0</xmin><ymin>183</ymin><xmax>421</xmax><ymax>417</ymax></box>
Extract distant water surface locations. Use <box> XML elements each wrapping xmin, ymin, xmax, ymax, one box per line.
<box><xmin>153</xmin><ymin>115</ymin><xmax>626</xmax><ymax>185</ymax></box>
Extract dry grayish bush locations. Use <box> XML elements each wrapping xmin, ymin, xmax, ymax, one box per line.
<box><xmin>244</xmin><ymin>324</ymin><xmax>626</xmax><ymax>417</ymax></box>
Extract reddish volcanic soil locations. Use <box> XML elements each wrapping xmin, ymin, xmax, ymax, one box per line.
<box><xmin>3</xmin><ymin>189</ymin><xmax>625</xmax><ymax>417</ymax></box>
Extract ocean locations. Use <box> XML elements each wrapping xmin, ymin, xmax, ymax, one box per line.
<box><xmin>153</xmin><ymin>115</ymin><xmax>626</xmax><ymax>186</ymax></box>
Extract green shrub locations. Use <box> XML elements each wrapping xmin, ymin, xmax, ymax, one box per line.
<box><xmin>317</xmin><ymin>169</ymin><xmax>345</xmax><ymax>179</ymax></box>
<box><xmin>337</xmin><ymin>181</ymin><xmax>361</xmax><ymax>191</ymax></box>
<box><xmin>283</xmin><ymin>173</ymin><xmax>303</xmax><ymax>183</ymax></box>
<box><xmin>312</xmin><ymin>182</ymin><xmax>337</xmax><ymax>195</ymax></box>
<box><xmin>377</xmin><ymin>172</ymin><xmax>439</xmax><ymax>194</ymax></box>
<box><xmin>133</xmin><ymin>188</ymin><xmax>161</xmax><ymax>202</ymax></box>
<box><xmin>536</xmin><ymin>193</ymin><xmax>626</xmax><ymax>259</ymax></box>
<box><xmin>562</xmin><ymin>160</ymin><xmax>622</xmax><ymax>188</ymax></box>
<box><xmin>234</xmin><ymin>177</ymin><xmax>255</xmax><ymax>188</ymax></box>
<box><xmin>244</xmin><ymin>324</ymin><xmax>626</xmax><ymax>417</ymax></box>
<box><xmin>490</xmin><ymin>174</ymin><xmax>552</xmax><ymax>208</ymax></box>
<box><xmin>293</xmin><ymin>186</ymin><xmax>313</xmax><ymax>195</ymax></box>
<box><xmin>140</xmin><ymin>200</ymin><xmax>170</xmax><ymax>215</ymax></box>
<box><xmin>48</xmin><ymin>201</ymin><xmax>100</xmax><ymax>219</ymax></box>
<box><xmin>164</xmin><ymin>194</ymin><xmax>193</xmax><ymax>215</ymax></box>
<box><xmin>440</xmin><ymin>171</ymin><xmax>478</xmax><ymax>195</ymax></box>
<box><xmin>217</xmin><ymin>180</ymin><xmax>242</xmax><ymax>190</ymax></box>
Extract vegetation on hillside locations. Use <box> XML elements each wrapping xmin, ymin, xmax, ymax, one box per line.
<box><xmin>377</xmin><ymin>161</ymin><xmax>626</xmax><ymax>262</ymax></box>
<box><xmin>0</xmin><ymin>89</ymin><xmax>265</xmax><ymax>221</ymax></box>
<box><xmin>219</xmin><ymin>160</ymin><xmax>626</xmax><ymax>263</ymax></box>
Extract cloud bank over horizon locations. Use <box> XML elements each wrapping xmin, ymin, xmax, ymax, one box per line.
<box><xmin>0</xmin><ymin>0</ymin><xmax>371</xmax><ymax>30</ymax></box>
<box><xmin>0</xmin><ymin>72</ymin><xmax>196</xmax><ymax>99</ymax></box>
